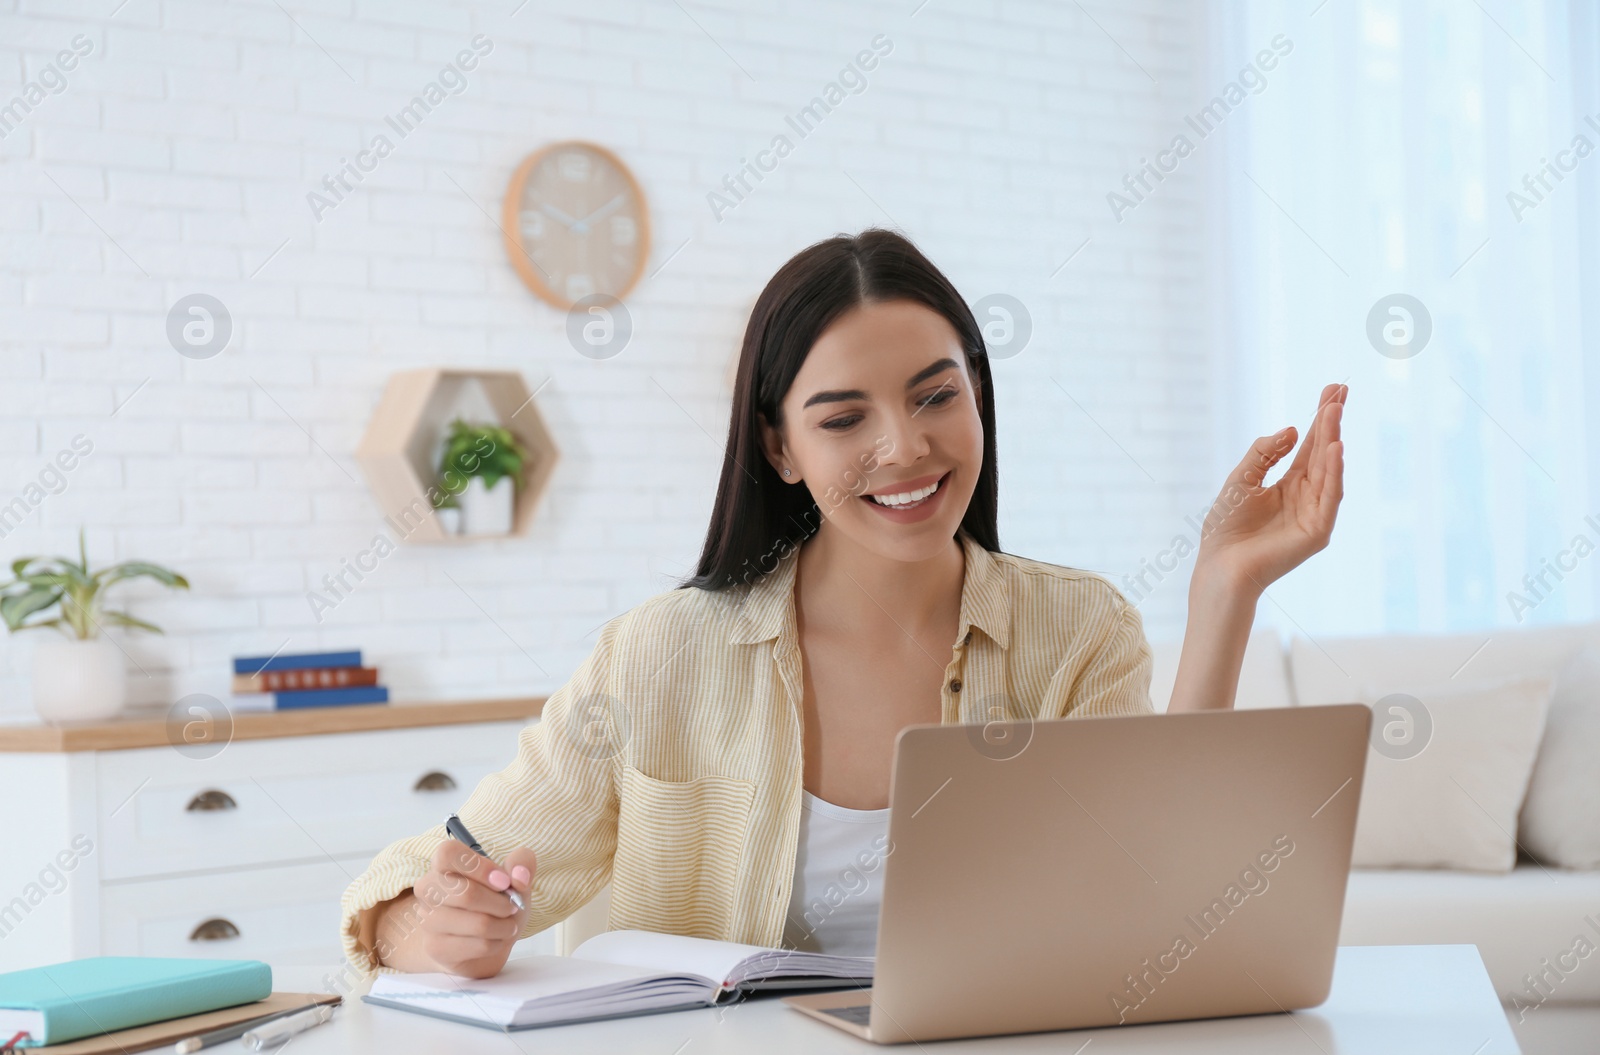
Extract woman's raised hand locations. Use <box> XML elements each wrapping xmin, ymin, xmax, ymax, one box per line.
<box><xmin>1197</xmin><ymin>383</ymin><xmax>1347</xmax><ymax>595</ymax></box>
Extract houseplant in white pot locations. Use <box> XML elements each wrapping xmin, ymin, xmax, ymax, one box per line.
<box><xmin>1</xmin><ymin>530</ymin><xmax>189</xmax><ymax>722</ymax></box>
<box><xmin>436</xmin><ymin>418</ymin><xmax>532</xmax><ymax>537</ymax></box>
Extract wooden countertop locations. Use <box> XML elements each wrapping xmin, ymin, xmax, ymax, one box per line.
<box><xmin>0</xmin><ymin>696</ymin><xmax>546</xmax><ymax>753</ymax></box>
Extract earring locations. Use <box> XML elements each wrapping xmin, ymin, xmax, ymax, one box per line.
<box><xmin>782</xmin><ymin>469</ymin><xmax>791</xmax><ymax>477</ymax></box>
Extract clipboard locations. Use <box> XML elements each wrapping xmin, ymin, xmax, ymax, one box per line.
<box><xmin>7</xmin><ymin>992</ymin><xmax>340</xmax><ymax>1055</ymax></box>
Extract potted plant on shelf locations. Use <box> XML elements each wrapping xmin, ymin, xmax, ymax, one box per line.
<box><xmin>431</xmin><ymin>490</ymin><xmax>463</xmax><ymax>538</ymax></box>
<box><xmin>436</xmin><ymin>418</ymin><xmax>532</xmax><ymax>537</ymax></box>
<box><xmin>0</xmin><ymin>530</ymin><xmax>189</xmax><ymax>722</ymax></box>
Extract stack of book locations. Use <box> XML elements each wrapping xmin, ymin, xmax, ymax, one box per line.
<box><xmin>0</xmin><ymin>956</ymin><xmax>340</xmax><ymax>1051</ymax></box>
<box><xmin>230</xmin><ymin>649</ymin><xmax>388</xmax><ymax>712</ymax></box>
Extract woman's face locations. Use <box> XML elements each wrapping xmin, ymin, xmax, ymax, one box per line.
<box><xmin>761</xmin><ymin>298</ymin><xmax>985</xmax><ymax>563</ymax></box>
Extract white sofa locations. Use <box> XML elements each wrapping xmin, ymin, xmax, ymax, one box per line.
<box><xmin>1151</xmin><ymin>622</ymin><xmax>1600</xmax><ymax>1053</ymax></box>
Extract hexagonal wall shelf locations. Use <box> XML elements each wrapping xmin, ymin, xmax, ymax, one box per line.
<box><xmin>356</xmin><ymin>368</ymin><xmax>558</xmax><ymax>544</ymax></box>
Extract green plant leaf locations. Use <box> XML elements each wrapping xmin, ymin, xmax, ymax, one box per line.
<box><xmin>99</xmin><ymin>609</ymin><xmax>164</xmax><ymax>634</ymax></box>
<box><xmin>16</xmin><ymin>572</ymin><xmax>83</xmax><ymax>589</ymax></box>
<box><xmin>437</xmin><ymin>418</ymin><xmax>525</xmax><ymax>490</ymax></box>
<box><xmin>94</xmin><ymin>562</ymin><xmax>190</xmax><ymax>591</ymax></box>
<box><xmin>443</xmin><ymin>440</ymin><xmax>479</xmax><ymax>474</ymax></box>
<box><xmin>8</xmin><ymin>560</ymin><xmax>90</xmax><ymax>590</ymax></box>
<box><xmin>57</xmin><ymin>589</ymin><xmax>97</xmax><ymax>640</ymax></box>
<box><xmin>1</xmin><ymin>587</ymin><xmax>63</xmax><ymax>631</ymax></box>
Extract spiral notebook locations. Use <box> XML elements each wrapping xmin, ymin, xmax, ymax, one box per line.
<box><xmin>363</xmin><ymin>930</ymin><xmax>873</xmax><ymax>1031</ymax></box>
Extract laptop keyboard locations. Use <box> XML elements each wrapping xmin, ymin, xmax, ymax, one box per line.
<box><xmin>821</xmin><ymin>1005</ymin><xmax>872</xmax><ymax>1026</ymax></box>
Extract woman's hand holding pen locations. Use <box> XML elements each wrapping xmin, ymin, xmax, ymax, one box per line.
<box><xmin>370</xmin><ymin>839</ymin><xmax>538</xmax><ymax>978</ymax></box>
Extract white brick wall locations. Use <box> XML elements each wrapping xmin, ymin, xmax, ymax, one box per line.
<box><xmin>0</xmin><ymin>0</ymin><xmax>1213</xmax><ymax>720</ymax></box>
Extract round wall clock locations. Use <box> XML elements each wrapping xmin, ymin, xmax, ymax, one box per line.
<box><xmin>501</xmin><ymin>141</ymin><xmax>651</xmax><ymax>310</ymax></box>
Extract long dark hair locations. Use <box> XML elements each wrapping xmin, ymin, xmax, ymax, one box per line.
<box><xmin>680</xmin><ymin>228</ymin><xmax>1000</xmax><ymax>592</ymax></box>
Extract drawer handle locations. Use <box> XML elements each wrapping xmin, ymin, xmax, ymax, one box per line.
<box><xmin>186</xmin><ymin>789</ymin><xmax>237</xmax><ymax>812</ymax></box>
<box><xmin>413</xmin><ymin>771</ymin><xmax>457</xmax><ymax>793</ymax></box>
<box><xmin>189</xmin><ymin>918</ymin><xmax>240</xmax><ymax>942</ymax></box>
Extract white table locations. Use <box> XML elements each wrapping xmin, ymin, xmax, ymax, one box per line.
<box><xmin>274</xmin><ymin>945</ymin><xmax>1519</xmax><ymax>1053</ymax></box>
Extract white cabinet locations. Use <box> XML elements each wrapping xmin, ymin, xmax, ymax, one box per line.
<box><xmin>0</xmin><ymin>707</ymin><xmax>563</xmax><ymax>972</ymax></box>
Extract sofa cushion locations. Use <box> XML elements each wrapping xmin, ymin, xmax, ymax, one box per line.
<box><xmin>1147</xmin><ymin>627</ymin><xmax>1292</xmax><ymax>712</ymax></box>
<box><xmin>1350</xmin><ymin>675</ymin><xmax>1552</xmax><ymax>872</ymax></box>
<box><xmin>1519</xmin><ymin>646</ymin><xmax>1600</xmax><ymax>869</ymax></box>
<box><xmin>1289</xmin><ymin>621</ymin><xmax>1600</xmax><ymax>706</ymax></box>
<box><xmin>1341</xmin><ymin>864</ymin><xmax>1600</xmax><ymax>1005</ymax></box>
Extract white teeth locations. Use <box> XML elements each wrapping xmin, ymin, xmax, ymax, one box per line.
<box><xmin>869</xmin><ymin>477</ymin><xmax>941</xmax><ymax>507</ymax></box>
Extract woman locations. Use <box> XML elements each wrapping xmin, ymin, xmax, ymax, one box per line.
<box><xmin>340</xmin><ymin>228</ymin><xmax>1345</xmax><ymax>978</ymax></box>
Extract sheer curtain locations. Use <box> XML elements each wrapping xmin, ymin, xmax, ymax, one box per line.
<box><xmin>1208</xmin><ymin>0</ymin><xmax>1599</xmax><ymax>636</ymax></box>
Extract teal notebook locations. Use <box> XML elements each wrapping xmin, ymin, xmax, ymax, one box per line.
<box><xmin>0</xmin><ymin>957</ymin><xmax>271</xmax><ymax>1047</ymax></box>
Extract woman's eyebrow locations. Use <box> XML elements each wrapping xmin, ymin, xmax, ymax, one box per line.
<box><xmin>800</xmin><ymin>357</ymin><xmax>960</xmax><ymax>409</ymax></box>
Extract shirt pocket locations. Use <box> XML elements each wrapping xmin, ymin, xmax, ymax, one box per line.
<box><xmin>610</xmin><ymin>764</ymin><xmax>757</xmax><ymax>938</ymax></box>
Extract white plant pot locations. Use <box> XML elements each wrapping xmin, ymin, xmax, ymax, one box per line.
<box><xmin>32</xmin><ymin>636</ymin><xmax>126</xmax><ymax>723</ymax></box>
<box><xmin>459</xmin><ymin>476</ymin><xmax>515</xmax><ymax>536</ymax></box>
<box><xmin>435</xmin><ymin>506</ymin><xmax>462</xmax><ymax>536</ymax></box>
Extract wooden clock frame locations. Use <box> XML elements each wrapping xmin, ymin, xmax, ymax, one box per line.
<box><xmin>500</xmin><ymin>140</ymin><xmax>652</xmax><ymax>311</ymax></box>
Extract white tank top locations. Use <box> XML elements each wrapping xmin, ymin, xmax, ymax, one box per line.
<box><xmin>780</xmin><ymin>789</ymin><xmax>891</xmax><ymax>958</ymax></box>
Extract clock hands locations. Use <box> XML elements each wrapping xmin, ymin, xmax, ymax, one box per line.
<box><xmin>533</xmin><ymin>200</ymin><xmax>584</xmax><ymax>230</ymax></box>
<box><xmin>570</xmin><ymin>193</ymin><xmax>627</xmax><ymax>235</ymax></box>
<box><xmin>527</xmin><ymin>194</ymin><xmax>627</xmax><ymax>237</ymax></box>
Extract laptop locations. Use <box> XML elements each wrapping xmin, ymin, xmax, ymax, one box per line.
<box><xmin>783</xmin><ymin>704</ymin><xmax>1371</xmax><ymax>1043</ymax></box>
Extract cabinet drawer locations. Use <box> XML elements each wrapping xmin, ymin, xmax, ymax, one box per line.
<box><xmin>96</xmin><ymin>720</ymin><xmax>530</xmax><ymax>881</ymax></box>
<box><xmin>100</xmin><ymin>859</ymin><xmax>562</xmax><ymax>968</ymax></box>
<box><xmin>100</xmin><ymin>858</ymin><xmax>368</xmax><ymax>966</ymax></box>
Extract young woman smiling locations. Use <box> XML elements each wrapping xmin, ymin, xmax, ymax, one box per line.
<box><xmin>341</xmin><ymin>229</ymin><xmax>1346</xmax><ymax>978</ymax></box>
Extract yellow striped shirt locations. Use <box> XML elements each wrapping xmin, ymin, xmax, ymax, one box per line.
<box><xmin>338</xmin><ymin>529</ymin><xmax>1154</xmax><ymax>973</ymax></box>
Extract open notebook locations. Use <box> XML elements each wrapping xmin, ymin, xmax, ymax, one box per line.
<box><xmin>363</xmin><ymin>930</ymin><xmax>874</xmax><ymax>1031</ymax></box>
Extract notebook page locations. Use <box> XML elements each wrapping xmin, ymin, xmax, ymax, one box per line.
<box><xmin>572</xmin><ymin>931</ymin><xmax>764</xmax><ymax>989</ymax></box>
<box><xmin>514</xmin><ymin>978</ymin><xmax>712</xmax><ymax>1027</ymax></box>
<box><xmin>572</xmin><ymin>930</ymin><xmax>873</xmax><ymax>991</ymax></box>
<box><xmin>367</xmin><ymin>955</ymin><xmax>680</xmax><ymax>1026</ymax></box>
<box><xmin>728</xmin><ymin>947</ymin><xmax>875</xmax><ymax>986</ymax></box>
<box><xmin>0</xmin><ymin>1009</ymin><xmax>44</xmax><ymax>1043</ymax></box>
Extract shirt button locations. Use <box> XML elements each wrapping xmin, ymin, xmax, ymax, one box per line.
<box><xmin>949</xmin><ymin>679</ymin><xmax>963</xmax><ymax>693</ymax></box>
<box><xmin>962</xmin><ymin>631</ymin><xmax>973</xmax><ymax>645</ymax></box>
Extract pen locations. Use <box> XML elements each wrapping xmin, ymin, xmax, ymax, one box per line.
<box><xmin>172</xmin><ymin>1004</ymin><xmax>326</xmax><ymax>1054</ymax></box>
<box><xmin>445</xmin><ymin>812</ymin><xmax>526</xmax><ymax>911</ymax></box>
<box><xmin>240</xmin><ymin>1004</ymin><xmax>335</xmax><ymax>1051</ymax></box>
